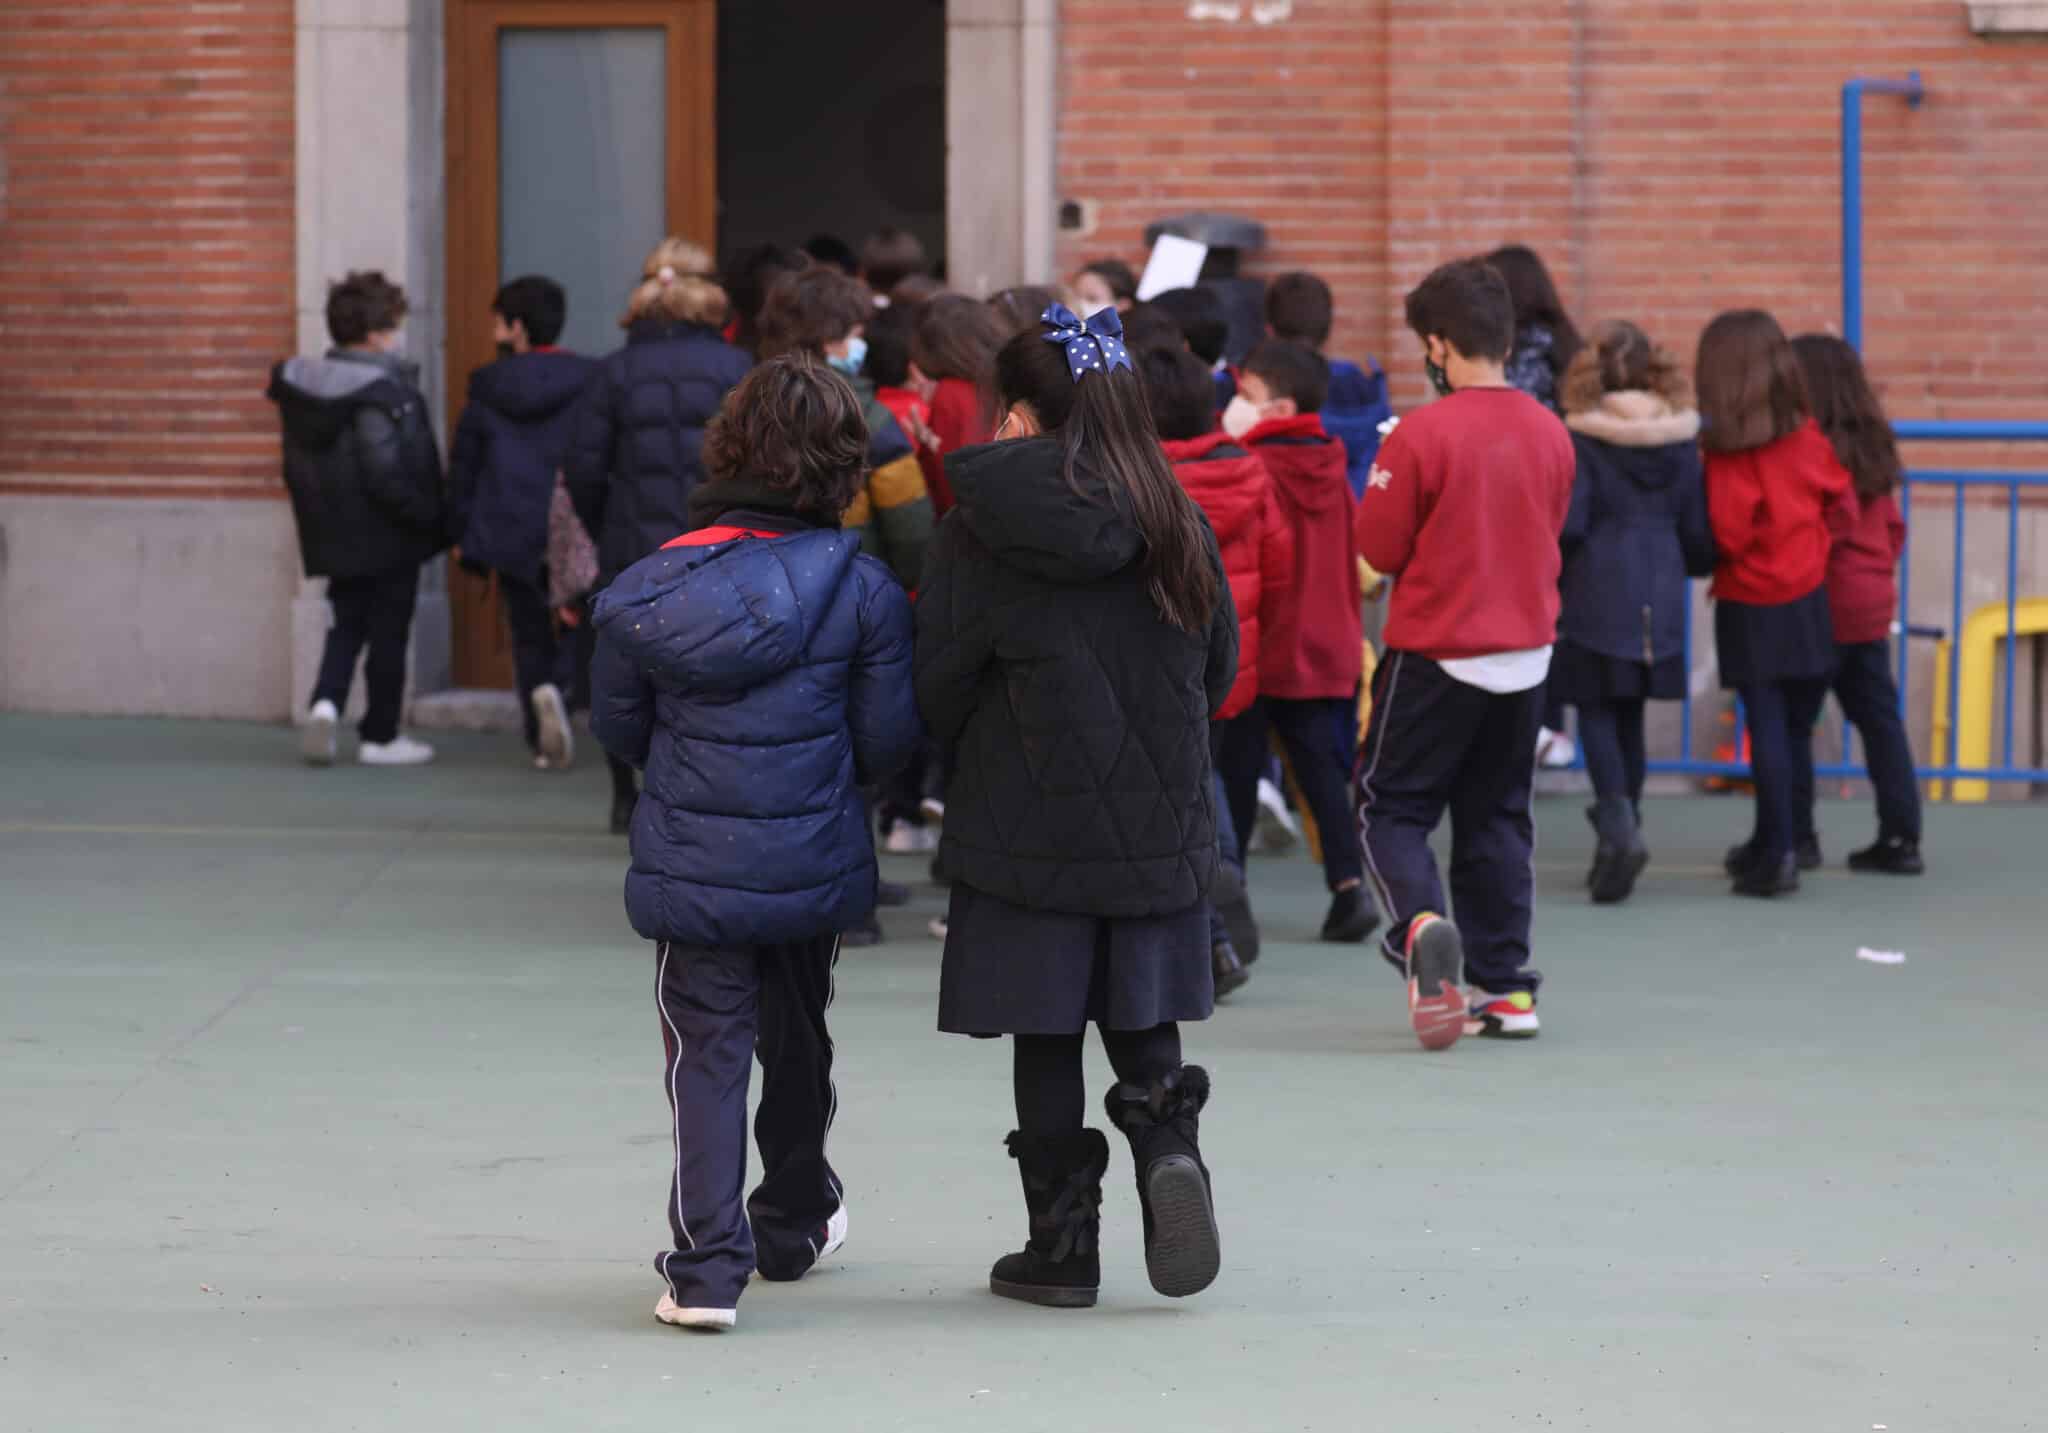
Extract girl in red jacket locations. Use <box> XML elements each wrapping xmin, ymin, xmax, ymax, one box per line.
<box><xmin>1144</xmin><ymin>345</ymin><xmax>1296</xmax><ymax>997</ymax></box>
<box><xmin>1791</xmin><ymin>334</ymin><xmax>1924</xmax><ymax>875</ymax></box>
<box><xmin>910</xmin><ymin>294</ymin><xmax>1006</xmax><ymax>515</ymax></box>
<box><xmin>1696</xmin><ymin>311</ymin><xmax>1851</xmax><ymax>897</ymax></box>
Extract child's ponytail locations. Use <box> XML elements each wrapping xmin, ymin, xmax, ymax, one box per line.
<box><xmin>992</xmin><ymin>312</ymin><xmax>1220</xmax><ymax>635</ymax></box>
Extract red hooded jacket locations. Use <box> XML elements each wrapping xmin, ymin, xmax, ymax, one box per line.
<box><xmin>1163</xmin><ymin>433</ymin><xmax>1295</xmax><ymax>718</ymax></box>
<box><xmin>1355</xmin><ymin>388</ymin><xmax>1575</xmax><ymax>660</ymax></box>
<box><xmin>1706</xmin><ymin>421</ymin><xmax>1852</xmax><ymax>607</ymax></box>
<box><xmin>1825</xmin><ymin>487</ymin><xmax>1905</xmax><ymax>644</ymax></box>
<box><xmin>1244</xmin><ymin>413</ymin><xmax>1363</xmax><ymax>699</ymax></box>
<box><xmin>920</xmin><ymin>377</ymin><xmax>990</xmax><ymax>516</ymax></box>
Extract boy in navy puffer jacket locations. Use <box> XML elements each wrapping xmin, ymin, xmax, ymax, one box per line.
<box><xmin>590</xmin><ymin>355</ymin><xmax>919</xmax><ymax>1333</ymax></box>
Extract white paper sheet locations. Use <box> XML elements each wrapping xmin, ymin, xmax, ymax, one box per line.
<box><xmin>1136</xmin><ymin>234</ymin><xmax>1209</xmax><ymax>300</ymax></box>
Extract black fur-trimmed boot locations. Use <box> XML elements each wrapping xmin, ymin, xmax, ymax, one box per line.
<box><xmin>1103</xmin><ymin>1067</ymin><xmax>1220</xmax><ymax>1299</ymax></box>
<box><xmin>989</xmin><ymin>1129</ymin><xmax>1110</xmax><ymax>1308</ymax></box>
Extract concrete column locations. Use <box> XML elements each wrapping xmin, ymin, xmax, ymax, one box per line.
<box><xmin>945</xmin><ymin>0</ymin><xmax>1058</xmax><ymax>296</ymax></box>
<box><xmin>292</xmin><ymin>0</ymin><xmax>450</xmax><ymax>724</ymax></box>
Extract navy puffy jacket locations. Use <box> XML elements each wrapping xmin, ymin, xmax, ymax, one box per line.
<box><xmin>589</xmin><ymin>519</ymin><xmax>920</xmax><ymax>947</ymax></box>
<box><xmin>562</xmin><ymin>320</ymin><xmax>753</xmax><ymax>581</ymax></box>
<box><xmin>445</xmin><ymin>350</ymin><xmax>596</xmax><ymax>582</ymax></box>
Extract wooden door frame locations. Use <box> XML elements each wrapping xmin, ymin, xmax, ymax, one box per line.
<box><xmin>443</xmin><ymin>0</ymin><xmax>717</xmax><ymax>687</ymax></box>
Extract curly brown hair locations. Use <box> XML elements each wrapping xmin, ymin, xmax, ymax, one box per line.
<box><xmin>702</xmin><ymin>355</ymin><xmax>871</xmax><ymax>519</ymax></box>
<box><xmin>756</xmin><ymin>267</ymin><xmax>873</xmax><ymax>360</ymax></box>
<box><xmin>1561</xmin><ymin>320</ymin><xmax>1692</xmax><ymax>414</ymax></box>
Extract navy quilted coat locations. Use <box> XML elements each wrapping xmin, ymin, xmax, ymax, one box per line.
<box><xmin>915</xmin><ymin>436</ymin><xmax>1238</xmax><ymax>918</ymax></box>
<box><xmin>563</xmin><ymin>320</ymin><xmax>754</xmax><ymax>581</ymax></box>
<box><xmin>589</xmin><ymin>515</ymin><xmax>919</xmax><ymax>947</ymax></box>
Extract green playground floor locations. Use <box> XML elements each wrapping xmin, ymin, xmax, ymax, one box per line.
<box><xmin>1</xmin><ymin>715</ymin><xmax>2042</xmax><ymax>1432</ymax></box>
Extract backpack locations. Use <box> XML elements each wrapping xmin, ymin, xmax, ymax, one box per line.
<box><xmin>546</xmin><ymin>472</ymin><xmax>599</xmax><ymax>609</ymax></box>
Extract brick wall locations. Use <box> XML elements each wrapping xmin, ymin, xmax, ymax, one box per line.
<box><xmin>1056</xmin><ymin>0</ymin><xmax>2048</xmax><ymax>430</ymax></box>
<box><xmin>0</xmin><ymin>0</ymin><xmax>294</xmax><ymax>499</ymax></box>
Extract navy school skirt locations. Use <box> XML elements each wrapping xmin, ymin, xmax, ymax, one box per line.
<box><xmin>1714</xmin><ymin>587</ymin><xmax>1835</xmax><ymax>689</ymax></box>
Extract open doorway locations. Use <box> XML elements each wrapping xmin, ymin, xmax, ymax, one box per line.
<box><xmin>716</xmin><ymin>0</ymin><xmax>946</xmax><ymax>275</ymax></box>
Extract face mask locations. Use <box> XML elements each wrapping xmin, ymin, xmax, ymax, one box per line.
<box><xmin>1221</xmin><ymin>393</ymin><xmax>1263</xmax><ymax>440</ymax></box>
<box><xmin>1423</xmin><ymin>354</ymin><xmax>1453</xmax><ymax>399</ymax></box>
<box><xmin>827</xmin><ymin>336</ymin><xmax>867</xmax><ymax>377</ymax></box>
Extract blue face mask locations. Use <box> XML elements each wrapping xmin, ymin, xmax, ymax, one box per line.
<box><xmin>828</xmin><ymin>336</ymin><xmax>867</xmax><ymax>377</ymax></box>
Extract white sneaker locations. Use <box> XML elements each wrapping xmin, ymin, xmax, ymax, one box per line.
<box><xmin>883</xmin><ymin>820</ymin><xmax>937</xmax><ymax>855</ymax></box>
<box><xmin>814</xmin><ymin>1204</ymin><xmax>849</xmax><ymax>1269</ymax></box>
<box><xmin>1254</xmin><ymin>777</ymin><xmax>1300</xmax><ymax>851</ymax></box>
<box><xmin>927</xmin><ymin>917</ymin><xmax>949</xmax><ymax>941</ymax></box>
<box><xmin>919</xmin><ymin>797</ymin><xmax>946</xmax><ymax>826</ymax></box>
<box><xmin>301</xmin><ymin>699</ymin><xmax>338</xmax><ymax>767</ymax></box>
<box><xmin>1536</xmin><ymin>727</ymin><xmax>1578</xmax><ymax>770</ymax></box>
<box><xmin>654</xmin><ymin>1293</ymin><xmax>736</xmax><ymax>1332</ymax></box>
<box><xmin>359</xmin><ymin>734</ymin><xmax>435</xmax><ymax>767</ymax></box>
<box><xmin>531</xmin><ymin>683</ymin><xmax>574</xmax><ymax>770</ymax></box>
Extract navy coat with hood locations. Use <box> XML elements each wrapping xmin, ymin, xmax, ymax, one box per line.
<box><xmin>445</xmin><ymin>350</ymin><xmax>597</xmax><ymax>582</ymax></box>
<box><xmin>563</xmin><ymin>320</ymin><xmax>753</xmax><ymax>581</ymax></box>
<box><xmin>1558</xmin><ymin>390</ymin><xmax>1717</xmax><ymax>664</ymax></box>
<box><xmin>267</xmin><ymin>349</ymin><xmax>445</xmax><ymax>579</ymax></box>
<box><xmin>589</xmin><ymin>509</ymin><xmax>919</xmax><ymax>948</ymax></box>
<box><xmin>916</xmin><ymin>436</ymin><xmax>1238</xmax><ymax>919</ymax></box>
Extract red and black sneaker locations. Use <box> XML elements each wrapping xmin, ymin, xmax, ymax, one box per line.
<box><xmin>1403</xmin><ymin>913</ymin><xmax>1465</xmax><ymax>1052</ymax></box>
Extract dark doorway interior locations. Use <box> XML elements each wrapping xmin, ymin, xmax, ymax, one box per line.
<box><xmin>716</xmin><ymin>0</ymin><xmax>945</xmax><ymax>275</ymax></box>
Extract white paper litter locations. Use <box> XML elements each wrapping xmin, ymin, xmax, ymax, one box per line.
<box><xmin>1136</xmin><ymin>235</ymin><xmax>1208</xmax><ymax>300</ymax></box>
<box><xmin>1856</xmin><ymin>947</ymin><xmax>1907</xmax><ymax>965</ymax></box>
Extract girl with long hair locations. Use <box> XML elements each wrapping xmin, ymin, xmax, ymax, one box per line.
<box><xmin>1789</xmin><ymin>334</ymin><xmax>1924</xmax><ymax>875</ymax></box>
<box><xmin>1695</xmin><ymin>310</ymin><xmax>1851</xmax><ymax>897</ymax></box>
<box><xmin>909</xmin><ymin>293</ymin><xmax>1008</xmax><ymax>514</ymax></box>
<box><xmin>916</xmin><ymin>304</ymin><xmax>1235</xmax><ymax>1310</ymax></box>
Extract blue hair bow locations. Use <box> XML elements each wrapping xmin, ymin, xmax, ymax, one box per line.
<box><xmin>1040</xmin><ymin>302</ymin><xmax>1132</xmax><ymax>383</ymax></box>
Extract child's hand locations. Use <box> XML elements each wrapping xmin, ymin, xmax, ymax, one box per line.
<box><xmin>1357</xmin><ymin>556</ymin><xmax>1388</xmax><ymax>602</ymax></box>
<box><xmin>557</xmin><ymin>604</ymin><xmax>583</xmax><ymax>628</ymax></box>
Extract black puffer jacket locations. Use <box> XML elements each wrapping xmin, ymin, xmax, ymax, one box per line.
<box><xmin>915</xmin><ymin>436</ymin><xmax>1238</xmax><ymax>918</ymax></box>
<box><xmin>267</xmin><ymin>350</ymin><xmax>445</xmax><ymax>579</ymax></box>
<box><xmin>445</xmin><ymin>349</ymin><xmax>597</xmax><ymax>582</ymax></box>
<box><xmin>562</xmin><ymin>320</ymin><xmax>753</xmax><ymax>581</ymax></box>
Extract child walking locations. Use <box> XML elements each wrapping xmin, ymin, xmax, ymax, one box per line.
<box><xmin>1791</xmin><ymin>334</ymin><xmax>1925</xmax><ymax>875</ymax></box>
<box><xmin>1556</xmin><ymin>321</ymin><xmax>1715</xmax><ymax>903</ymax></box>
<box><xmin>1695</xmin><ymin>310</ymin><xmax>1852</xmax><ymax>897</ymax></box>
<box><xmin>918</xmin><ymin>303</ymin><xmax>1235</xmax><ymax>1309</ymax></box>
<box><xmin>1145</xmin><ymin>344</ymin><xmax>1297</xmax><ymax>993</ymax></box>
<box><xmin>589</xmin><ymin>356</ymin><xmax>920</xmax><ymax>1332</ymax></box>
<box><xmin>1217</xmin><ymin>339</ymin><xmax>1379</xmax><ymax>944</ymax></box>
<box><xmin>1354</xmin><ymin>260</ymin><xmax>1576</xmax><ymax>1047</ymax></box>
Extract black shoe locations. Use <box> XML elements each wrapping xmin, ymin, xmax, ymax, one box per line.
<box><xmin>1209</xmin><ymin>863</ymin><xmax>1260</xmax><ymax>965</ymax></box>
<box><xmin>1320</xmin><ymin>885</ymin><xmax>1381</xmax><ymax>944</ymax></box>
<box><xmin>609</xmin><ymin>792</ymin><xmax>637</xmax><ymax>836</ymax></box>
<box><xmin>1731</xmin><ymin>852</ymin><xmax>1800</xmax><ymax>898</ymax></box>
<box><xmin>1848</xmin><ymin>834</ymin><xmax>1924</xmax><ymax>875</ymax></box>
<box><xmin>841</xmin><ymin>918</ymin><xmax>884</xmax><ymax>948</ymax></box>
<box><xmin>1211</xmin><ymin>940</ymin><xmax>1249</xmax><ymax>999</ymax></box>
<box><xmin>875</xmin><ymin>880</ymin><xmax>912</xmax><ymax>908</ymax></box>
<box><xmin>1795</xmin><ymin>835</ymin><xmax>1824</xmax><ymax>871</ymax></box>
<box><xmin>1724</xmin><ymin>836</ymin><xmax>1818</xmax><ymax>876</ymax></box>
<box><xmin>1723</xmin><ymin>840</ymin><xmax>1755</xmax><ymax>878</ymax></box>
<box><xmin>1103</xmin><ymin>1067</ymin><xmax>1220</xmax><ymax>1299</ymax></box>
<box><xmin>989</xmin><ymin>1130</ymin><xmax>1109</xmax><ymax>1308</ymax></box>
<box><xmin>1588</xmin><ymin>797</ymin><xmax>1648</xmax><ymax>905</ymax></box>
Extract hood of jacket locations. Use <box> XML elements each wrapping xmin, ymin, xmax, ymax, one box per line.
<box><xmin>592</xmin><ymin>527</ymin><xmax>859</xmax><ymax>694</ymax></box>
<box><xmin>466</xmin><ymin>350</ymin><xmax>594</xmax><ymax>423</ymax></box>
<box><xmin>1567</xmin><ymin>391</ymin><xmax>1702</xmax><ymax>492</ymax></box>
<box><xmin>267</xmin><ymin>349</ymin><xmax>415</xmax><ymax>451</ymax></box>
<box><xmin>1245</xmin><ymin>413</ymin><xmax>1348</xmax><ymax>515</ymax></box>
<box><xmin>1163</xmin><ymin>433</ymin><xmax>1267</xmax><ymax>545</ymax></box>
<box><xmin>1566</xmin><ymin>390</ymin><xmax>1702</xmax><ymax>452</ymax></box>
<box><xmin>944</xmin><ymin>435</ymin><xmax>1144</xmax><ymax>584</ymax></box>
<box><xmin>844</xmin><ymin>372</ymin><xmax>914</xmax><ymax>470</ymax></box>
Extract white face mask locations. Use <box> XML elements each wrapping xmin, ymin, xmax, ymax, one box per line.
<box><xmin>1221</xmin><ymin>393</ymin><xmax>1263</xmax><ymax>440</ymax></box>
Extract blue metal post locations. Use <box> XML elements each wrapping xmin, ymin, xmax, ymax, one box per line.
<box><xmin>2006</xmin><ymin>483</ymin><xmax>2020</xmax><ymax>768</ymax></box>
<box><xmin>1841</xmin><ymin>72</ymin><xmax>1924</xmax><ymax>352</ymax></box>
<box><xmin>1950</xmin><ymin>482</ymin><xmax>1966</xmax><ymax>775</ymax></box>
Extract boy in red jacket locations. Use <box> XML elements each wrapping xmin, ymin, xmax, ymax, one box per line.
<box><xmin>1355</xmin><ymin>260</ymin><xmax>1575</xmax><ymax>1049</ymax></box>
<box><xmin>1217</xmin><ymin>339</ymin><xmax>1379</xmax><ymax>945</ymax></box>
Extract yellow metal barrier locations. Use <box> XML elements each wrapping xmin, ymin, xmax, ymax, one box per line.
<box><xmin>1927</xmin><ymin>595</ymin><xmax>2048</xmax><ymax>802</ymax></box>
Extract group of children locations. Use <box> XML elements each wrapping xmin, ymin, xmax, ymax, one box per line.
<box><xmin>271</xmin><ymin>225</ymin><xmax>1925</xmax><ymax>1332</ymax></box>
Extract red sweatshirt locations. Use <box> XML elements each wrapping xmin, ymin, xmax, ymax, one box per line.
<box><xmin>1825</xmin><ymin>487</ymin><xmax>1905</xmax><ymax>644</ymax></box>
<box><xmin>921</xmin><ymin>377</ymin><xmax>990</xmax><ymax>516</ymax></box>
<box><xmin>1706</xmin><ymin>421</ymin><xmax>1852</xmax><ymax>607</ymax></box>
<box><xmin>1164</xmin><ymin>432</ymin><xmax>1295</xmax><ymax>718</ymax></box>
<box><xmin>1356</xmin><ymin>388</ymin><xmax>1575</xmax><ymax>660</ymax></box>
<box><xmin>1245</xmin><ymin>413</ymin><xmax>1362</xmax><ymax>699</ymax></box>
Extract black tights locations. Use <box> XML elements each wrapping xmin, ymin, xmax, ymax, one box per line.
<box><xmin>1576</xmin><ymin>698</ymin><xmax>1647</xmax><ymax>804</ymax></box>
<box><xmin>1013</xmin><ymin>1023</ymin><xmax>1182</xmax><ymax>1136</ymax></box>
